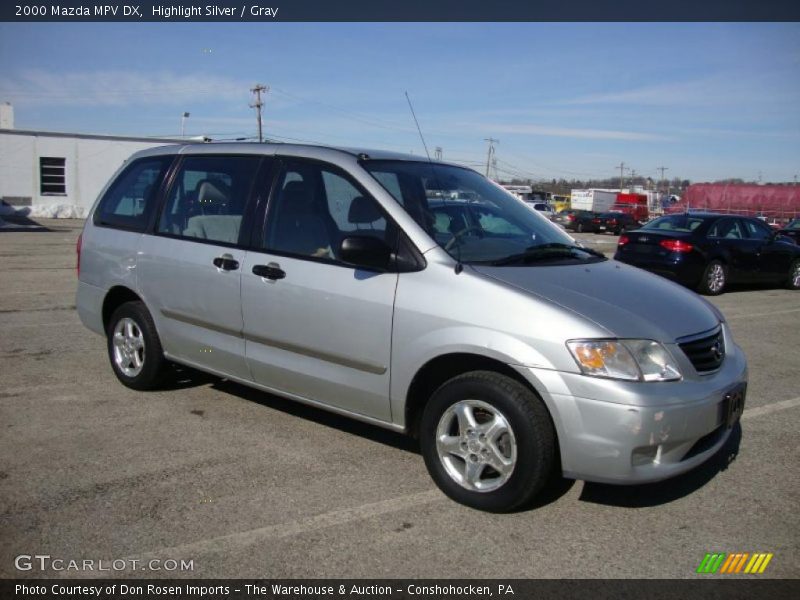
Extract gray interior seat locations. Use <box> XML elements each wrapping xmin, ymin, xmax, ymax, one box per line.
<box><xmin>184</xmin><ymin>215</ymin><xmax>242</xmax><ymax>244</ymax></box>
<box><xmin>271</xmin><ymin>181</ymin><xmax>332</xmax><ymax>256</ymax></box>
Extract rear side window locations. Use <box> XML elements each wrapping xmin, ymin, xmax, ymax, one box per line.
<box><xmin>95</xmin><ymin>157</ymin><xmax>173</xmax><ymax>231</ymax></box>
<box><xmin>157</xmin><ymin>155</ymin><xmax>260</xmax><ymax>246</ymax></box>
<box><xmin>644</xmin><ymin>215</ymin><xmax>705</xmax><ymax>232</ymax></box>
<box><xmin>708</xmin><ymin>218</ymin><xmax>744</xmax><ymax>240</ymax></box>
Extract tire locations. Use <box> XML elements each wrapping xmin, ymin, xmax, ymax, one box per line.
<box><xmin>697</xmin><ymin>259</ymin><xmax>727</xmax><ymax>296</ymax></box>
<box><xmin>788</xmin><ymin>259</ymin><xmax>800</xmax><ymax>290</ymax></box>
<box><xmin>577</xmin><ymin>223</ymin><xmax>584</xmax><ymax>233</ymax></box>
<box><xmin>420</xmin><ymin>371</ymin><xmax>556</xmax><ymax>512</ymax></box>
<box><xmin>106</xmin><ymin>301</ymin><xmax>168</xmax><ymax>390</ymax></box>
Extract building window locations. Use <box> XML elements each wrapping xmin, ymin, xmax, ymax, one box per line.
<box><xmin>40</xmin><ymin>157</ymin><xmax>66</xmax><ymax>195</ymax></box>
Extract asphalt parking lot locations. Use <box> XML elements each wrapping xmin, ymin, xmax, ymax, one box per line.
<box><xmin>1</xmin><ymin>220</ymin><xmax>798</xmax><ymax>579</ymax></box>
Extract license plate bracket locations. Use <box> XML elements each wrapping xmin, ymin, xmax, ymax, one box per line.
<box><xmin>720</xmin><ymin>384</ymin><xmax>746</xmax><ymax>428</ymax></box>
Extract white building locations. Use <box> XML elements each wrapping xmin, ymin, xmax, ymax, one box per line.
<box><xmin>1</xmin><ymin>112</ymin><xmax>185</xmax><ymax>217</ymax></box>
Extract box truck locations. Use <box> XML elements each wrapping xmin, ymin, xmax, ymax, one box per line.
<box><xmin>570</xmin><ymin>189</ymin><xmax>618</xmax><ymax>213</ymax></box>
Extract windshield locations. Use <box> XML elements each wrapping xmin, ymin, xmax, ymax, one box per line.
<box><xmin>362</xmin><ymin>160</ymin><xmax>600</xmax><ymax>265</ymax></box>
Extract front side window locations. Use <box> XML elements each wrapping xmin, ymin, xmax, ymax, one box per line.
<box><xmin>157</xmin><ymin>155</ymin><xmax>260</xmax><ymax>245</ymax></box>
<box><xmin>95</xmin><ymin>157</ymin><xmax>172</xmax><ymax>231</ymax></box>
<box><xmin>743</xmin><ymin>219</ymin><xmax>772</xmax><ymax>241</ymax></box>
<box><xmin>263</xmin><ymin>160</ymin><xmax>391</xmax><ymax>261</ymax></box>
<box><xmin>362</xmin><ymin>160</ymin><xmax>597</xmax><ymax>265</ymax></box>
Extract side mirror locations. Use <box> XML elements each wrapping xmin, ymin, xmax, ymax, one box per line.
<box><xmin>339</xmin><ymin>236</ymin><xmax>392</xmax><ymax>271</ymax></box>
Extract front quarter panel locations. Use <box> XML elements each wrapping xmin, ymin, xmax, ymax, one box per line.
<box><xmin>389</xmin><ymin>251</ymin><xmax>608</xmax><ymax>428</ymax></box>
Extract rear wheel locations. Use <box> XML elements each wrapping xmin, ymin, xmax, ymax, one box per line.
<box><xmin>577</xmin><ymin>222</ymin><xmax>584</xmax><ymax>233</ymax></box>
<box><xmin>698</xmin><ymin>260</ymin><xmax>727</xmax><ymax>295</ymax></box>
<box><xmin>107</xmin><ymin>301</ymin><xmax>168</xmax><ymax>390</ymax></box>
<box><xmin>788</xmin><ymin>259</ymin><xmax>800</xmax><ymax>290</ymax></box>
<box><xmin>420</xmin><ymin>371</ymin><xmax>555</xmax><ymax>512</ymax></box>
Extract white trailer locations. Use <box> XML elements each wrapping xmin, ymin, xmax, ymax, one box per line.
<box><xmin>570</xmin><ymin>189</ymin><xmax>618</xmax><ymax>212</ymax></box>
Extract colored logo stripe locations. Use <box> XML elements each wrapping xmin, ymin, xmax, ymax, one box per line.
<box><xmin>697</xmin><ymin>552</ymin><xmax>773</xmax><ymax>574</ymax></box>
<box><xmin>745</xmin><ymin>553</ymin><xmax>773</xmax><ymax>574</ymax></box>
<box><xmin>697</xmin><ymin>553</ymin><xmax>726</xmax><ymax>573</ymax></box>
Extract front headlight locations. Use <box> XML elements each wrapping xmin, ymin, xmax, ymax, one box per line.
<box><xmin>567</xmin><ymin>339</ymin><xmax>681</xmax><ymax>382</ymax></box>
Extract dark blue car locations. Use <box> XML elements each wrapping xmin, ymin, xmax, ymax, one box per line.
<box><xmin>614</xmin><ymin>213</ymin><xmax>800</xmax><ymax>295</ymax></box>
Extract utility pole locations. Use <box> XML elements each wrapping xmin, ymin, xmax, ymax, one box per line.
<box><xmin>656</xmin><ymin>167</ymin><xmax>669</xmax><ymax>196</ymax></box>
<box><xmin>180</xmin><ymin>112</ymin><xmax>190</xmax><ymax>137</ymax></box>
<box><xmin>485</xmin><ymin>138</ymin><xmax>499</xmax><ymax>179</ymax></box>
<box><xmin>250</xmin><ymin>84</ymin><xmax>268</xmax><ymax>142</ymax></box>
<box><xmin>434</xmin><ymin>146</ymin><xmax>442</xmax><ymax>161</ymax></box>
<box><xmin>657</xmin><ymin>166</ymin><xmax>669</xmax><ymax>196</ymax></box>
<box><xmin>616</xmin><ymin>162</ymin><xmax>625</xmax><ymax>191</ymax></box>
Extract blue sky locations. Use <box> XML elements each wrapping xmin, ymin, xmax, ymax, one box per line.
<box><xmin>1</xmin><ymin>22</ymin><xmax>798</xmax><ymax>182</ymax></box>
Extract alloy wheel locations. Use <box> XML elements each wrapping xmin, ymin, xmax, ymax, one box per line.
<box><xmin>708</xmin><ymin>263</ymin><xmax>726</xmax><ymax>293</ymax></box>
<box><xmin>435</xmin><ymin>399</ymin><xmax>517</xmax><ymax>492</ymax></box>
<box><xmin>112</xmin><ymin>317</ymin><xmax>145</xmax><ymax>377</ymax></box>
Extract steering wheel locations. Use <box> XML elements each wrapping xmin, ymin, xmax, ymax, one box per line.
<box><xmin>445</xmin><ymin>226</ymin><xmax>484</xmax><ymax>250</ymax></box>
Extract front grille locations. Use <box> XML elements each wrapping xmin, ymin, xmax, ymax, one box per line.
<box><xmin>679</xmin><ymin>328</ymin><xmax>725</xmax><ymax>373</ymax></box>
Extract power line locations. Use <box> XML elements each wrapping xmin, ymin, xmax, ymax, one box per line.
<box><xmin>269</xmin><ymin>87</ymin><xmax>414</xmax><ymax>134</ymax></box>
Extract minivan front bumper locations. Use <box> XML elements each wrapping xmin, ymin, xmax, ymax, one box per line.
<box><xmin>516</xmin><ymin>335</ymin><xmax>748</xmax><ymax>485</ymax></box>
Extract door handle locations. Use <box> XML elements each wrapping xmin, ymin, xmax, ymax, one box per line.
<box><xmin>213</xmin><ymin>254</ymin><xmax>239</xmax><ymax>271</ymax></box>
<box><xmin>252</xmin><ymin>263</ymin><xmax>286</xmax><ymax>280</ymax></box>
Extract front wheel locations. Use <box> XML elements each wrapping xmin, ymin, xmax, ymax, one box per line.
<box><xmin>107</xmin><ymin>301</ymin><xmax>168</xmax><ymax>390</ymax></box>
<box><xmin>698</xmin><ymin>260</ymin><xmax>727</xmax><ymax>295</ymax></box>
<box><xmin>420</xmin><ymin>371</ymin><xmax>555</xmax><ymax>512</ymax></box>
<box><xmin>788</xmin><ymin>259</ymin><xmax>800</xmax><ymax>290</ymax></box>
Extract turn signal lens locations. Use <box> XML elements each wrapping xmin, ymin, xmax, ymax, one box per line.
<box><xmin>567</xmin><ymin>339</ymin><xmax>682</xmax><ymax>382</ymax></box>
<box><xmin>567</xmin><ymin>341</ymin><xmax>640</xmax><ymax>381</ymax></box>
<box><xmin>659</xmin><ymin>239</ymin><xmax>694</xmax><ymax>253</ymax></box>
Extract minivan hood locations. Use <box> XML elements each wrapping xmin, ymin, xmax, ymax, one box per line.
<box><xmin>472</xmin><ymin>259</ymin><xmax>719</xmax><ymax>342</ymax></box>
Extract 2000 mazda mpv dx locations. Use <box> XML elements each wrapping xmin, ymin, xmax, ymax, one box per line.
<box><xmin>77</xmin><ymin>144</ymin><xmax>747</xmax><ymax>512</ymax></box>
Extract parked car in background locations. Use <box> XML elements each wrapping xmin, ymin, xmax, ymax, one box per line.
<box><xmin>614</xmin><ymin>213</ymin><xmax>800</xmax><ymax>295</ymax></box>
<box><xmin>776</xmin><ymin>218</ymin><xmax>800</xmax><ymax>244</ymax></box>
<box><xmin>593</xmin><ymin>212</ymin><xmax>639</xmax><ymax>235</ymax></box>
<box><xmin>554</xmin><ymin>209</ymin><xmax>584</xmax><ymax>229</ymax></box>
<box><xmin>570</xmin><ymin>211</ymin><xmax>599</xmax><ymax>233</ymax></box>
<box><xmin>77</xmin><ymin>145</ymin><xmax>749</xmax><ymax>512</ymax></box>
<box><xmin>528</xmin><ymin>202</ymin><xmax>556</xmax><ymax>219</ymax></box>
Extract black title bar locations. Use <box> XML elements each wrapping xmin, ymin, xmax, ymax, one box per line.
<box><xmin>3</xmin><ymin>580</ymin><xmax>800</xmax><ymax>600</ymax></box>
<box><xmin>3</xmin><ymin>0</ymin><xmax>800</xmax><ymax>22</ymax></box>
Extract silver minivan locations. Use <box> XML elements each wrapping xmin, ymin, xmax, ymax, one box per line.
<box><xmin>77</xmin><ymin>144</ymin><xmax>747</xmax><ymax>512</ymax></box>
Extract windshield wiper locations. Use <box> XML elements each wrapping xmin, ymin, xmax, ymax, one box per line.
<box><xmin>490</xmin><ymin>243</ymin><xmax>605</xmax><ymax>266</ymax></box>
